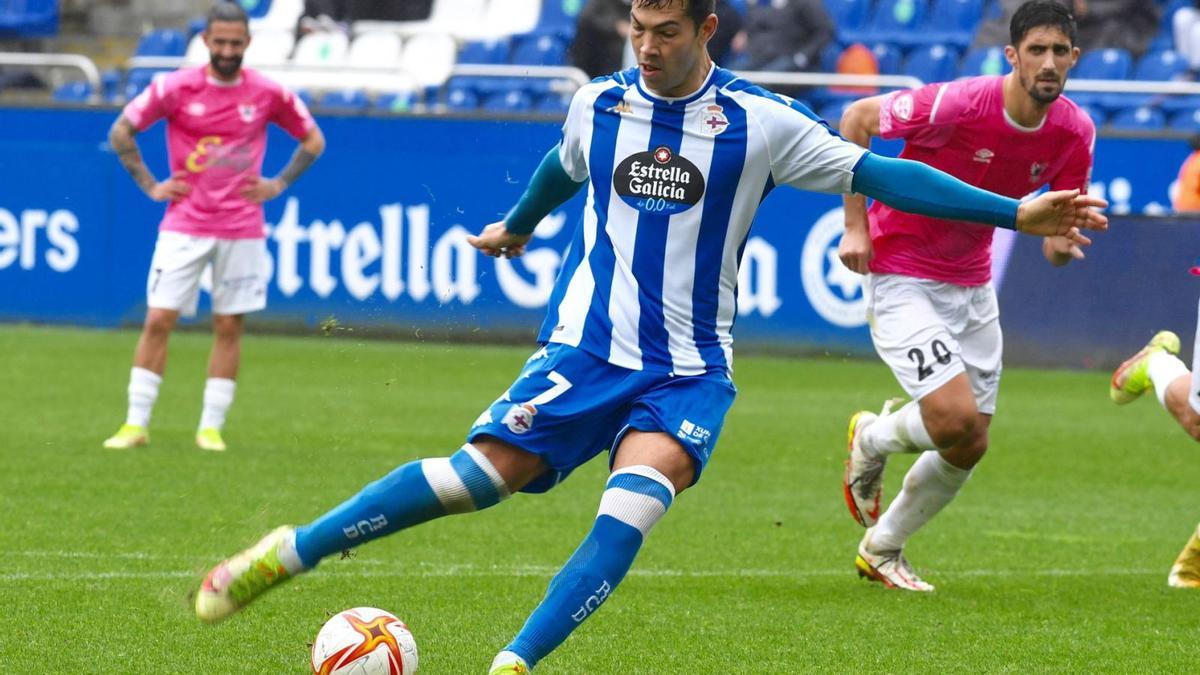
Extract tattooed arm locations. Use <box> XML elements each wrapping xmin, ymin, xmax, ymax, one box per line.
<box><xmin>108</xmin><ymin>115</ymin><xmax>190</xmax><ymax>202</ymax></box>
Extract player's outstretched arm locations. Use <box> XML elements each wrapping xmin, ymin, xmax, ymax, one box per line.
<box><xmin>109</xmin><ymin>115</ymin><xmax>189</xmax><ymax>202</ymax></box>
<box><xmin>468</xmin><ymin>143</ymin><xmax>586</xmax><ymax>258</ymax></box>
<box><xmin>850</xmin><ymin>153</ymin><xmax>1108</xmax><ymax>236</ymax></box>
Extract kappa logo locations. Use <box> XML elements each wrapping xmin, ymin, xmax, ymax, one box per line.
<box><xmin>974</xmin><ymin>148</ymin><xmax>995</xmax><ymax>163</ymax></box>
<box><xmin>606</xmin><ymin>100</ymin><xmax>634</xmax><ymax>116</ymax></box>
<box><xmin>238</xmin><ymin>104</ymin><xmax>256</xmax><ymax>123</ymax></box>
<box><xmin>502</xmin><ymin>403</ymin><xmax>538</xmax><ymax>435</ymax></box>
<box><xmin>700</xmin><ymin>104</ymin><xmax>729</xmax><ymax>135</ymax></box>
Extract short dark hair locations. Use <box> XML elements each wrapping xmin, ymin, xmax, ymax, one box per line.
<box><xmin>1010</xmin><ymin>0</ymin><xmax>1077</xmax><ymax>47</ymax></box>
<box><xmin>634</xmin><ymin>0</ymin><xmax>716</xmax><ymax>32</ymax></box>
<box><xmin>206</xmin><ymin>1</ymin><xmax>249</xmax><ymax>30</ymax></box>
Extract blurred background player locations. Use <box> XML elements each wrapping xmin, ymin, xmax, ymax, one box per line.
<box><xmin>1111</xmin><ymin>324</ymin><xmax>1200</xmax><ymax>588</ymax></box>
<box><xmin>102</xmin><ymin>2</ymin><xmax>325</xmax><ymax>452</ymax></box>
<box><xmin>191</xmin><ymin>0</ymin><xmax>1105</xmax><ymax>671</ymax></box>
<box><xmin>838</xmin><ymin>0</ymin><xmax>1096</xmax><ymax>591</ymax></box>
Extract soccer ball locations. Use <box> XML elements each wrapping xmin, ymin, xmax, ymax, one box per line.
<box><xmin>311</xmin><ymin>607</ymin><xmax>419</xmax><ymax>674</ymax></box>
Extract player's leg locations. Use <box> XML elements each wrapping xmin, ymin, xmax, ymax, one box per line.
<box><xmin>104</xmin><ymin>233</ymin><xmax>210</xmax><ymax>449</ymax></box>
<box><xmin>195</xmin><ymin>238</ymin><xmax>270</xmax><ymax>450</ymax></box>
<box><xmin>194</xmin><ymin>313</ymin><xmax>242</xmax><ymax>451</ymax></box>
<box><xmin>196</xmin><ymin>438</ymin><xmax>544</xmax><ymax>623</ymax></box>
<box><xmin>195</xmin><ymin>343</ymin><xmax>622</xmax><ymax>624</ymax></box>
<box><xmin>493</xmin><ymin>372</ymin><xmax>734</xmax><ymax>672</ymax></box>
<box><xmin>1169</xmin><ymin>522</ymin><xmax>1200</xmax><ymax>588</ymax></box>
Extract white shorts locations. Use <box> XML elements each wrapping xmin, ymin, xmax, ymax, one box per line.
<box><xmin>867</xmin><ymin>273</ymin><xmax>1003</xmax><ymax>415</ymax></box>
<box><xmin>147</xmin><ymin>231</ymin><xmax>269</xmax><ymax>318</ymax></box>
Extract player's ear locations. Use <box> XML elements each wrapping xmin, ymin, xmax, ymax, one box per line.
<box><xmin>1003</xmin><ymin>45</ymin><xmax>1018</xmax><ymax>69</ymax></box>
<box><xmin>1069</xmin><ymin>46</ymin><xmax>1079</xmax><ymax>67</ymax></box>
<box><xmin>699</xmin><ymin>13</ymin><xmax>717</xmax><ymax>42</ymax></box>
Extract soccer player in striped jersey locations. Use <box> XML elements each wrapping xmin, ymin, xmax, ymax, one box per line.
<box><xmin>1111</xmin><ymin>326</ymin><xmax>1200</xmax><ymax>588</ymax></box>
<box><xmin>837</xmin><ymin>1</ymin><xmax>1096</xmax><ymax>591</ymax></box>
<box><xmin>194</xmin><ymin>1</ymin><xmax>1106</xmax><ymax>670</ymax></box>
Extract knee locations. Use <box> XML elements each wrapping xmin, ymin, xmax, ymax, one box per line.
<box><xmin>143</xmin><ymin>311</ymin><xmax>176</xmax><ymax>337</ymax></box>
<box><xmin>922</xmin><ymin>403</ymin><xmax>978</xmax><ymax>449</ymax></box>
<box><xmin>212</xmin><ymin>316</ymin><xmax>242</xmax><ymax>342</ymax></box>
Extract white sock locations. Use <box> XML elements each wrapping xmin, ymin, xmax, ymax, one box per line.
<box><xmin>199</xmin><ymin>378</ymin><xmax>236</xmax><ymax>430</ymax></box>
<box><xmin>1148</xmin><ymin>351</ymin><xmax>1189</xmax><ymax>407</ymax></box>
<box><xmin>277</xmin><ymin>530</ymin><xmax>306</xmax><ymax>575</ymax></box>
<box><xmin>870</xmin><ymin>451</ymin><xmax>971</xmax><ymax>552</ymax></box>
<box><xmin>490</xmin><ymin>651</ymin><xmax>526</xmax><ymax>670</ymax></box>
<box><xmin>126</xmin><ymin>367</ymin><xmax>162</xmax><ymax>428</ymax></box>
<box><xmin>860</xmin><ymin>401</ymin><xmax>937</xmax><ymax>457</ymax></box>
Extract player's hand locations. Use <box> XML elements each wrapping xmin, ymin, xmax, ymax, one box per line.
<box><xmin>149</xmin><ymin>171</ymin><xmax>191</xmax><ymax>202</ymax></box>
<box><xmin>838</xmin><ymin>223</ymin><xmax>873</xmax><ymax>274</ymax></box>
<box><xmin>468</xmin><ymin>221</ymin><xmax>533</xmax><ymax>258</ymax></box>
<box><xmin>239</xmin><ymin>176</ymin><xmax>285</xmax><ymax>203</ymax></box>
<box><xmin>1043</xmin><ymin>234</ymin><xmax>1087</xmax><ymax>267</ymax></box>
<box><xmin>1015</xmin><ymin>189</ymin><xmax>1108</xmax><ymax>237</ymax></box>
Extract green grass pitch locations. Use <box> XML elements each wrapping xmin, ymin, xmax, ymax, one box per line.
<box><xmin>1</xmin><ymin>324</ymin><xmax>1198</xmax><ymax>673</ymax></box>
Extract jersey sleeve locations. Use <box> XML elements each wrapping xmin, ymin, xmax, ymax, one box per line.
<box><xmin>759</xmin><ymin>97</ymin><xmax>866</xmax><ymax>194</ymax></box>
<box><xmin>269</xmin><ymin>86</ymin><xmax>316</xmax><ymax>140</ymax></box>
<box><xmin>121</xmin><ymin>74</ymin><xmax>173</xmax><ymax>131</ymax></box>
<box><xmin>557</xmin><ymin>86</ymin><xmax>592</xmax><ymax>182</ymax></box>
<box><xmin>878</xmin><ymin>81</ymin><xmax>966</xmax><ymax>148</ymax></box>
<box><xmin>1048</xmin><ymin>119</ymin><xmax>1096</xmax><ymax>193</ymax></box>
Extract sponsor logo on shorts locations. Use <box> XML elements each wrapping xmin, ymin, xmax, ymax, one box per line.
<box><xmin>677</xmin><ymin>419</ymin><xmax>711</xmax><ymax>445</ymax></box>
<box><xmin>502</xmin><ymin>403</ymin><xmax>537</xmax><ymax>434</ymax></box>
<box><xmin>613</xmin><ymin>146</ymin><xmax>706</xmax><ymax>215</ymax></box>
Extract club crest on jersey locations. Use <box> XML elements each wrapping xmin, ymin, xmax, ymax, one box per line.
<box><xmin>502</xmin><ymin>403</ymin><xmax>537</xmax><ymax>435</ymax></box>
<box><xmin>613</xmin><ymin>145</ymin><xmax>706</xmax><ymax>214</ymax></box>
<box><xmin>974</xmin><ymin>148</ymin><xmax>994</xmax><ymax>163</ymax></box>
<box><xmin>238</xmin><ymin>104</ymin><xmax>256</xmax><ymax>123</ymax></box>
<box><xmin>892</xmin><ymin>93</ymin><xmax>914</xmax><ymax>122</ymax></box>
<box><xmin>700</xmin><ymin>104</ymin><xmax>728</xmax><ymax>135</ymax></box>
<box><xmin>1029</xmin><ymin>162</ymin><xmax>1047</xmax><ymax>181</ymax></box>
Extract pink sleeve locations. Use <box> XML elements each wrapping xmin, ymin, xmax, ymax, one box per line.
<box><xmin>121</xmin><ymin>75</ymin><xmax>172</xmax><ymax>131</ymax></box>
<box><xmin>878</xmin><ymin>81</ymin><xmax>966</xmax><ymax>148</ymax></box>
<box><xmin>1049</xmin><ymin>120</ymin><xmax>1096</xmax><ymax>193</ymax></box>
<box><xmin>270</xmin><ymin>86</ymin><xmax>316</xmax><ymax>140</ymax></box>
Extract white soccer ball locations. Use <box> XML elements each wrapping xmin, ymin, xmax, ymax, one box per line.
<box><xmin>311</xmin><ymin>606</ymin><xmax>419</xmax><ymax>674</ymax></box>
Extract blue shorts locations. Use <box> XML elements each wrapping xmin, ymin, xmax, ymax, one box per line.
<box><xmin>468</xmin><ymin>343</ymin><xmax>737</xmax><ymax>493</ymax></box>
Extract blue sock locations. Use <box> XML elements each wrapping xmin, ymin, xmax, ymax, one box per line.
<box><xmin>293</xmin><ymin>444</ymin><xmax>510</xmax><ymax>568</ymax></box>
<box><xmin>504</xmin><ymin>466</ymin><xmax>675</xmax><ymax>668</ymax></box>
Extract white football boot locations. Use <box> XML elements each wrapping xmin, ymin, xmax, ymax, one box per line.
<box><xmin>842</xmin><ymin>398</ymin><xmax>903</xmax><ymax>528</ymax></box>
<box><xmin>855</xmin><ymin>527</ymin><xmax>934</xmax><ymax>592</ymax></box>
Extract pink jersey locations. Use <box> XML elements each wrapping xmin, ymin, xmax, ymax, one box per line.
<box><xmin>122</xmin><ymin>65</ymin><xmax>315</xmax><ymax>239</ymax></box>
<box><xmin>870</xmin><ymin>75</ymin><xmax>1095</xmax><ymax>285</ymax></box>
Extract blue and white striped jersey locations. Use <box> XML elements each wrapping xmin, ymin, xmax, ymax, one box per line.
<box><xmin>539</xmin><ymin>65</ymin><xmax>867</xmax><ymax>376</ymax></box>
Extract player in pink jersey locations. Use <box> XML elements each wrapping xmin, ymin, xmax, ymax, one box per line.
<box><xmin>836</xmin><ymin>1</ymin><xmax>1096</xmax><ymax>590</ymax></box>
<box><xmin>103</xmin><ymin>2</ymin><xmax>324</xmax><ymax>452</ymax></box>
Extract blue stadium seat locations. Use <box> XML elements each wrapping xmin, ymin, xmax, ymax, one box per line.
<box><xmin>0</xmin><ymin>0</ymin><xmax>58</xmax><ymax>37</ymax></box>
<box><xmin>511</xmin><ymin>34</ymin><xmax>566</xmax><ymax>66</ymax></box>
<box><xmin>123</xmin><ymin>68</ymin><xmax>169</xmax><ymax>99</ymax></box>
<box><xmin>446</xmin><ymin>86</ymin><xmax>480</xmax><ymax>112</ymax></box>
<box><xmin>1073</xmin><ymin>48</ymin><xmax>1133</xmax><ymax>80</ymax></box>
<box><xmin>135</xmin><ymin>28</ymin><xmax>188</xmax><ymax>57</ymax></box>
<box><xmin>870</xmin><ymin>43</ymin><xmax>903</xmax><ymax>75</ymax></box>
<box><xmin>865</xmin><ymin>0</ymin><xmax>927</xmax><ymax>48</ymax></box>
<box><xmin>1161</xmin><ymin>94</ymin><xmax>1200</xmax><ymax>115</ymax></box>
<box><xmin>918</xmin><ymin>0</ymin><xmax>983</xmax><ymax>50</ymax></box>
<box><xmin>1169</xmin><ymin>108</ymin><xmax>1200</xmax><ymax>132</ymax></box>
<box><xmin>819</xmin><ymin>42</ymin><xmax>843</xmax><ymax>73</ymax></box>
<box><xmin>904</xmin><ymin>45</ymin><xmax>959</xmax><ymax>84</ymax></box>
<box><xmin>459</xmin><ymin>39</ymin><xmax>511</xmax><ymax>64</ymax></box>
<box><xmin>959</xmin><ymin>46</ymin><xmax>1010</xmax><ymax>77</ymax></box>
<box><xmin>100</xmin><ymin>68</ymin><xmax>122</xmax><ymax>101</ymax></box>
<box><xmin>482</xmin><ymin>90</ymin><xmax>533</xmax><ymax>113</ymax></box>
<box><xmin>1078</xmin><ymin>104</ymin><xmax>1107</xmax><ymax>128</ymax></box>
<box><xmin>536</xmin><ymin>91</ymin><xmax>572</xmax><ymax>115</ymax></box>
<box><xmin>818</xmin><ymin>100</ymin><xmax>855</xmax><ymax>126</ymax></box>
<box><xmin>52</xmin><ymin>81</ymin><xmax>92</xmax><ymax>103</ymax></box>
<box><xmin>375</xmin><ymin>91</ymin><xmax>415</xmax><ymax>113</ymax></box>
<box><xmin>1108</xmin><ymin>106</ymin><xmax>1166</xmax><ymax>130</ymax></box>
<box><xmin>1134</xmin><ymin>50</ymin><xmax>1189</xmax><ymax>81</ymax></box>
<box><xmin>530</xmin><ymin>0</ymin><xmax>580</xmax><ymax>41</ymax></box>
<box><xmin>824</xmin><ymin>0</ymin><xmax>871</xmax><ymax>44</ymax></box>
<box><xmin>240</xmin><ymin>0</ymin><xmax>273</xmax><ymax>19</ymax></box>
<box><xmin>319</xmin><ymin>89</ymin><xmax>368</xmax><ymax>112</ymax></box>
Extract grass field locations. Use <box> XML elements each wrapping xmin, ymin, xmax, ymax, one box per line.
<box><xmin>2</xmin><ymin>323</ymin><xmax>1198</xmax><ymax>673</ymax></box>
